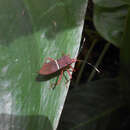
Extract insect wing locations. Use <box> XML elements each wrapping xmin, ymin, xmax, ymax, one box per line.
<box><xmin>39</xmin><ymin>61</ymin><xmax>58</xmax><ymax>75</ymax></box>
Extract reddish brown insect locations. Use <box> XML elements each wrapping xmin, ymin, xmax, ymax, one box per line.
<box><xmin>39</xmin><ymin>55</ymin><xmax>77</xmax><ymax>86</ymax></box>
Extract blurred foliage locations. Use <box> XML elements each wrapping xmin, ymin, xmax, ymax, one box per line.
<box><xmin>120</xmin><ymin>7</ymin><xmax>130</xmax><ymax>104</ymax></box>
<box><xmin>58</xmin><ymin>79</ymin><xmax>122</xmax><ymax>130</ymax></box>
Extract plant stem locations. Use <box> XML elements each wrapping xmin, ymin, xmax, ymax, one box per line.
<box><xmin>76</xmin><ymin>39</ymin><xmax>97</xmax><ymax>84</ymax></box>
<box><xmin>88</xmin><ymin>43</ymin><xmax>110</xmax><ymax>81</ymax></box>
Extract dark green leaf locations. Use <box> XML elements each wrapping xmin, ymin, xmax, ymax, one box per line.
<box><xmin>120</xmin><ymin>7</ymin><xmax>130</xmax><ymax>104</ymax></box>
<box><xmin>58</xmin><ymin>79</ymin><xmax>122</xmax><ymax>130</ymax></box>
<box><xmin>93</xmin><ymin>0</ymin><xmax>128</xmax><ymax>47</ymax></box>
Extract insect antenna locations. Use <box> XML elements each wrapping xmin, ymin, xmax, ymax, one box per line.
<box><xmin>72</xmin><ymin>59</ymin><xmax>100</xmax><ymax>73</ymax></box>
<box><xmin>71</xmin><ymin>59</ymin><xmax>83</xmax><ymax>62</ymax></box>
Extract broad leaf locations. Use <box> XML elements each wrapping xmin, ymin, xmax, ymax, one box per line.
<box><xmin>0</xmin><ymin>0</ymin><xmax>88</xmax><ymax>129</ymax></box>
<box><xmin>93</xmin><ymin>0</ymin><xmax>128</xmax><ymax>47</ymax></box>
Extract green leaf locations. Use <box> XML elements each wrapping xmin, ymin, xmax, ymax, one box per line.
<box><xmin>0</xmin><ymin>0</ymin><xmax>88</xmax><ymax>129</ymax></box>
<box><xmin>93</xmin><ymin>0</ymin><xmax>128</xmax><ymax>47</ymax></box>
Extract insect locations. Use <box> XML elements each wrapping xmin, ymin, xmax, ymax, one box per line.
<box><xmin>39</xmin><ymin>55</ymin><xmax>77</xmax><ymax>86</ymax></box>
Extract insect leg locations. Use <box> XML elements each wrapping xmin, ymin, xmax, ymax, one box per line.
<box><xmin>69</xmin><ymin>65</ymin><xmax>76</xmax><ymax>72</ymax></box>
<box><xmin>56</xmin><ymin>70</ymin><xmax>64</xmax><ymax>85</ymax></box>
